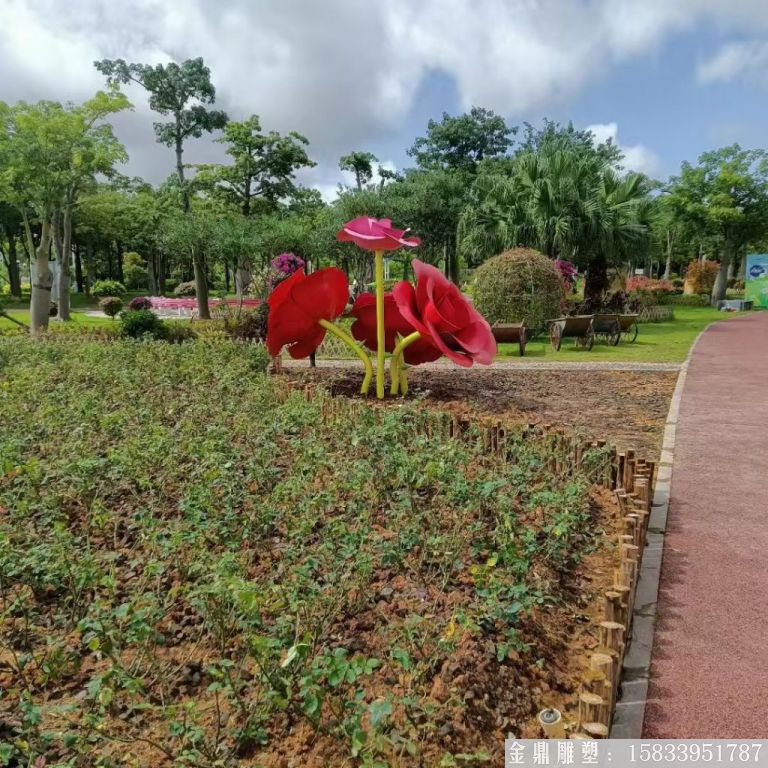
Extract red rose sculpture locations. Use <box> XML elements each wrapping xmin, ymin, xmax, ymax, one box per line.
<box><xmin>266</xmin><ymin>268</ymin><xmax>349</xmax><ymax>358</ymax></box>
<box><xmin>337</xmin><ymin>216</ymin><xmax>421</xmax><ymax>251</ymax></box>
<box><xmin>392</xmin><ymin>260</ymin><xmax>497</xmax><ymax>367</ymax></box>
<box><xmin>350</xmin><ymin>292</ymin><xmax>441</xmax><ymax>365</ymax></box>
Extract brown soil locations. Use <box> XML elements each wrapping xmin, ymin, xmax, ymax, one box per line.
<box><xmin>291</xmin><ymin>366</ymin><xmax>677</xmax><ymax>457</ymax></box>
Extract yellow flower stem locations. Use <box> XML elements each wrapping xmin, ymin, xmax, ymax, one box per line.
<box><xmin>317</xmin><ymin>319</ymin><xmax>373</xmax><ymax>395</ymax></box>
<box><xmin>374</xmin><ymin>249</ymin><xmax>386</xmax><ymax>399</ymax></box>
<box><xmin>389</xmin><ymin>331</ymin><xmax>422</xmax><ymax>396</ymax></box>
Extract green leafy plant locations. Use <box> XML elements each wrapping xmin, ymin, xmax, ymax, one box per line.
<box><xmin>98</xmin><ymin>296</ymin><xmax>123</xmax><ymax>318</ymax></box>
<box><xmin>472</xmin><ymin>248</ymin><xmax>565</xmax><ymax>332</ymax></box>
<box><xmin>91</xmin><ymin>279</ymin><xmax>127</xmax><ymax>299</ymax></box>
<box><xmin>119</xmin><ymin>308</ymin><xmax>165</xmax><ymax>338</ymax></box>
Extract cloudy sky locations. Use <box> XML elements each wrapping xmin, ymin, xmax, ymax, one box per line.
<box><xmin>2</xmin><ymin>0</ymin><xmax>768</xmax><ymax>198</ymax></box>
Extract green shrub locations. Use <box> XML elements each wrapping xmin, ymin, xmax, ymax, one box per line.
<box><xmin>124</xmin><ymin>264</ymin><xmax>148</xmax><ymax>291</ymax></box>
<box><xmin>163</xmin><ymin>322</ymin><xmax>197</xmax><ymax>344</ymax></box>
<box><xmin>98</xmin><ymin>296</ymin><xmax>123</xmax><ymax>318</ymax></box>
<box><xmin>472</xmin><ymin>248</ymin><xmax>565</xmax><ymax>332</ymax></box>
<box><xmin>174</xmin><ymin>280</ymin><xmax>196</xmax><ymax>296</ymax></box>
<box><xmin>120</xmin><ymin>309</ymin><xmax>165</xmax><ymax>339</ymax></box>
<box><xmin>667</xmin><ymin>294</ymin><xmax>709</xmax><ymax>307</ymax></box>
<box><xmin>91</xmin><ymin>279</ymin><xmax>127</xmax><ymax>299</ymax></box>
<box><xmin>224</xmin><ymin>303</ymin><xmax>269</xmax><ymax>341</ymax></box>
<box><xmin>246</xmin><ymin>342</ymin><xmax>271</xmax><ymax>373</ymax></box>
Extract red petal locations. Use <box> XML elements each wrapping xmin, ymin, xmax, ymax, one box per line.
<box><xmin>291</xmin><ymin>267</ymin><xmax>348</xmax><ymax>321</ymax></box>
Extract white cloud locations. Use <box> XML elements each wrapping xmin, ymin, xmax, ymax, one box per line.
<box><xmin>586</xmin><ymin>122</ymin><xmax>661</xmax><ymax>177</ymax></box>
<box><xmin>698</xmin><ymin>40</ymin><xmax>768</xmax><ymax>85</ymax></box>
<box><xmin>2</xmin><ymin>0</ymin><xmax>768</xmax><ymax>187</ymax></box>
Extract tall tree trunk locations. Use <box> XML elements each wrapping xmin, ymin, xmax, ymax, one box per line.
<box><xmin>584</xmin><ymin>253</ymin><xmax>609</xmax><ymax>303</ymax></box>
<box><xmin>662</xmin><ymin>231</ymin><xmax>672</xmax><ymax>280</ymax></box>
<box><xmin>115</xmin><ymin>241</ymin><xmax>124</xmax><ymax>284</ymax></box>
<box><xmin>193</xmin><ymin>248</ymin><xmax>210</xmax><ymax>319</ymax></box>
<box><xmin>74</xmin><ymin>243</ymin><xmax>84</xmax><ymax>294</ymax></box>
<box><xmin>30</xmin><ymin>219</ymin><xmax>53</xmax><ymax>334</ymax></box>
<box><xmin>235</xmin><ymin>256</ymin><xmax>252</xmax><ymax>297</ymax></box>
<box><xmin>6</xmin><ymin>231</ymin><xmax>21</xmax><ymax>297</ymax></box>
<box><xmin>711</xmin><ymin>249</ymin><xmax>730</xmax><ymax>306</ymax></box>
<box><xmin>726</xmin><ymin>258</ymin><xmax>736</xmax><ymax>280</ymax></box>
<box><xmin>147</xmin><ymin>250</ymin><xmax>158</xmax><ymax>296</ymax></box>
<box><xmin>55</xmin><ymin>207</ymin><xmax>73</xmax><ymax>320</ymax></box>
<box><xmin>85</xmin><ymin>242</ymin><xmax>96</xmax><ymax>295</ymax></box>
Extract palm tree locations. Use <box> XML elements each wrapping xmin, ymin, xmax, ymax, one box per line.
<box><xmin>459</xmin><ymin>147</ymin><xmax>652</xmax><ymax>299</ymax></box>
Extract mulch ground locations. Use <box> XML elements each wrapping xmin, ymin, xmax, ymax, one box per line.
<box><xmin>291</xmin><ymin>366</ymin><xmax>678</xmax><ymax>459</ymax></box>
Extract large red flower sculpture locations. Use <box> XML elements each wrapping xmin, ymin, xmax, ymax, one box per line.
<box><xmin>350</xmin><ymin>292</ymin><xmax>441</xmax><ymax>365</ymax></box>
<box><xmin>266</xmin><ymin>268</ymin><xmax>348</xmax><ymax>358</ymax></box>
<box><xmin>337</xmin><ymin>216</ymin><xmax>421</xmax><ymax>251</ymax></box>
<box><xmin>392</xmin><ymin>260</ymin><xmax>497</xmax><ymax>367</ymax></box>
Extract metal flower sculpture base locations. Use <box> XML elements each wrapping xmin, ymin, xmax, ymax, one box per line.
<box><xmin>266</xmin><ymin>217</ymin><xmax>497</xmax><ymax>398</ymax></box>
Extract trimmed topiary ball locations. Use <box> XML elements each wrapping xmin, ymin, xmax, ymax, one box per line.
<box><xmin>473</xmin><ymin>248</ymin><xmax>565</xmax><ymax>332</ymax></box>
<box><xmin>99</xmin><ymin>296</ymin><xmax>124</xmax><ymax>318</ymax></box>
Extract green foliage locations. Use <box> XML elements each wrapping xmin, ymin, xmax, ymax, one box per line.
<box><xmin>0</xmin><ymin>336</ymin><xmax>606</xmax><ymax>764</ymax></box>
<box><xmin>339</xmin><ymin>150</ymin><xmax>379</xmax><ymax>190</ymax></box>
<box><xmin>119</xmin><ymin>308</ymin><xmax>164</xmax><ymax>338</ymax></box>
<box><xmin>408</xmin><ymin>107</ymin><xmax>515</xmax><ymax>171</ymax></box>
<box><xmin>123</xmin><ymin>263</ymin><xmax>148</xmax><ymax>290</ymax></box>
<box><xmin>98</xmin><ymin>296</ymin><xmax>123</xmax><ymax>318</ymax></box>
<box><xmin>224</xmin><ymin>303</ymin><xmax>269</xmax><ymax>341</ymax></box>
<box><xmin>91</xmin><ymin>279</ymin><xmax>126</xmax><ymax>299</ymax></box>
<box><xmin>246</xmin><ymin>342</ymin><xmax>271</xmax><ymax>373</ymax></box>
<box><xmin>473</xmin><ymin>248</ymin><xmax>565</xmax><ymax>331</ymax></box>
<box><xmin>94</xmin><ymin>57</ymin><xmax>227</xmax><ymax>152</ymax></box>
<box><xmin>194</xmin><ymin>115</ymin><xmax>315</xmax><ymax>214</ymax></box>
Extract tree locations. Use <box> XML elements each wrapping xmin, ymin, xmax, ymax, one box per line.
<box><xmin>0</xmin><ymin>95</ymin><xmax>128</xmax><ymax>331</ymax></box>
<box><xmin>339</xmin><ymin>151</ymin><xmax>379</xmax><ymax>190</ymax></box>
<box><xmin>458</xmin><ymin>124</ymin><xmax>652</xmax><ymax>299</ymax></box>
<box><xmin>194</xmin><ymin>116</ymin><xmax>315</xmax><ymax>215</ymax></box>
<box><xmin>54</xmin><ymin>90</ymin><xmax>130</xmax><ymax>319</ymax></box>
<box><xmin>383</xmin><ymin>169</ymin><xmax>468</xmax><ymax>281</ymax></box>
<box><xmin>664</xmin><ymin>145</ymin><xmax>768</xmax><ymax>304</ymax></box>
<box><xmin>95</xmin><ymin>56</ymin><xmax>228</xmax><ymax>318</ymax></box>
<box><xmin>0</xmin><ymin>202</ymin><xmax>23</xmax><ymax>297</ymax></box>
<box><xmin>408</xmin><ymin>107</ymin><xmax>515</xmax><ymax>172</ymax></box>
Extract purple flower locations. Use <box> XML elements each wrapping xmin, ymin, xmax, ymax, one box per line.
<box><xmin>271</xmin><ymin>252</ymin><xmax>305</xmax><ymax>275</ymax></box>
<box><xmin>554</xmin><ymin>259</ymin><xmax>578</xmax><ymax>285</ymax></box>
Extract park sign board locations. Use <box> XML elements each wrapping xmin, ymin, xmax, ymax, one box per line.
<box><xmin>745</xmin><ymin>254</ymin><xmax>768</xmax><ymax>308</ymax></box>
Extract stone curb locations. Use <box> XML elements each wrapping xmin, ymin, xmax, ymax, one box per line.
<box><xmin>611</xmin><ymin>323</ymin><xmax>713</xmax><ymax>737</ymax></box>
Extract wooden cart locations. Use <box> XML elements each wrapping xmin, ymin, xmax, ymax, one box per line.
<box><xmin>548</xmin><ymin>315</ymin><xmax>595</xmax><ymax>351</ymax></box>
<box><xmin>491</xmin><ymin>322</ymin><xmax>528</xmax><ymax>356</ymax></box>
<box><xmin>593</xmin><ymin>313</ymin><xmax>621</xmax><ymax>346</ymax></box>
<box><xmin>618</xmin><ymin>313</ymin><xmax>639</xmax><ymax>343</ymax></box>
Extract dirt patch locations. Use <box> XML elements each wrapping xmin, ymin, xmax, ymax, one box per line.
<box><xmin>291</xmin><ymin>366</ymin><xmax>677</xmax><ymax>458</ymax></box>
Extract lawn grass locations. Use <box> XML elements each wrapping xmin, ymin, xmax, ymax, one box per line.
<box><xmin>497</xmin><ymin>306</ymin><xmax>756</xmax><ymax>363</ymax></box>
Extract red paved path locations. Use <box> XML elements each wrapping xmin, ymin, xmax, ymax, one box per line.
<box><xmin>644</xmin><ymin>313</ymin><xmax>768</xmax><ymax>737</ymax></box>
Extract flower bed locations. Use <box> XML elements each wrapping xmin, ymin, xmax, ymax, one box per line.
<box><xmin>0</xmin><ymin>337</ymin><xmax>653</xmax><ymax>764</ymax></box>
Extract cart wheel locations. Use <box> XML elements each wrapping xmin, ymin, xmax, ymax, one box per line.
<box><xmin>625</xmin><ymin>322</ymin><xmax>638</xmax><ymax>343</ymax></box>
<box><xmin>549</xmin><ymin>323</ymin><xmax>562</xmax><ymax>351</ymax></box>
<box><xmin>609</xmin><ymin>320</ymin><xmax>621</xmax><ymax>346</ymax></box>
<box><xmin>584</xmin><ymin>327</ymin><xmax>595</xmax><ymax>351</ymax></box>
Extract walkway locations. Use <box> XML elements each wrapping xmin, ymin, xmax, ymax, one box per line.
<box><xmin>644</xmin><ymin>313</ymin><xmax>768</xmax><ymax>737</ymax></box>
